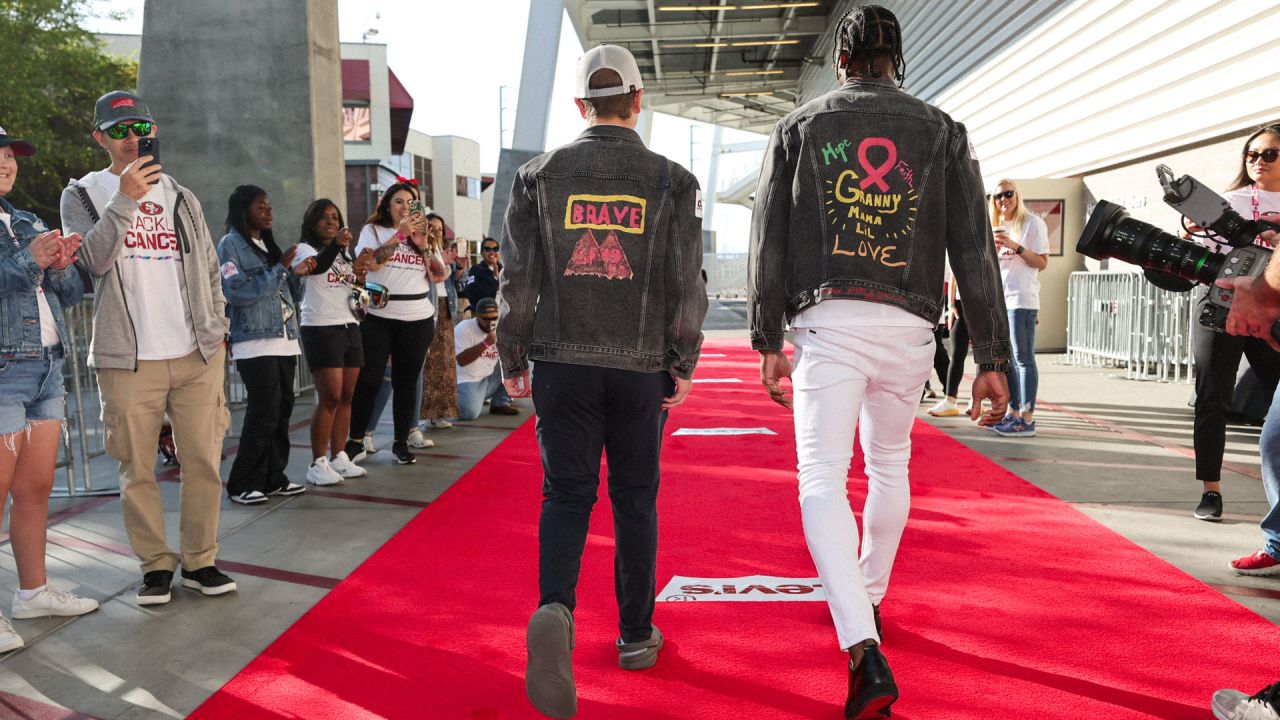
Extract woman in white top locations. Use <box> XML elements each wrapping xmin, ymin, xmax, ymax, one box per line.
<box><xmin>990</xmin><ymin>179</ymin><xmax>1049</xmax><ymax>438</ymax></box>
<box><xmin>217</xmin><ymin>186</ymin><xmax>306</xmax><ymax>504</ymax></box>
<box><xmin>344</xmin><ymin>183</ymin><xmax>447</xmax><ymax>465</ymax></box>
<box><xmin>291</xmin><ymin>199</ymin><xmax>371</xmax><ymax>486</ymax></box>
<box><xmin>1191</xmin><ymin>123</ymin><xmax>1280</xmax><ymax>526</ymax></box>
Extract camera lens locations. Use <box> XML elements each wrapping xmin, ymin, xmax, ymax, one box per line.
<box><xmin>1077</xmin><ymin>200</ymin><xmax>1222</xmax><ymax>286</ymax></box>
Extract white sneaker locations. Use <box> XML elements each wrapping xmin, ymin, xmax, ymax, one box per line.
<box><xmin>306</xmin><ymin>457</ymin><xmax>344</xmax><ymax>486</ymax></box>
<box><xmin>1214</xmin><ymin>685</ymin><xmax>1280</xmax><ymax>720</ymax></box>
<box><xmin>330</xmin><ymin>451</ymin><xmax>368</xmax><ymax>478</ymax></box>
<box><xmin>429</xmin><ymin>418</ymin><xmax>453</xmax><ymax>429</ymax></box>
<box><xmin>407</xmin><ymin>429</ymin><xmax>435</xmax><ymax>449</ymax></box>
<box><xmin>927</xmin><ymin>398</ymin><xmax>960</xmax><ymax>417</ymax></box>
<box><xmin>11</xmin><ymin>586</ymin><xmax>99</xmax><ymax>619</ymax></box>
<box><xmin>0</xmin><ymin>613</ymin><xmax>22</xmax><ymax>653</ymax></box>
<box><xmin>362</xmin><ymin>433</ymin><xmax>380</xmax><ymax>455</ymax></box>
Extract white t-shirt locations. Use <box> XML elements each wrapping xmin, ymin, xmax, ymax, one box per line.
<box><xmin>293</xmin><ymin>243</ymin><xmax>360</xmax><ymax>326</ymax></box>
<box><xmin>792</xmin><ymin>298</ymin><xmax>933</xmax><ymax>329</ymax></box>
<box><xmin>90</xmin><ymin>170</ymin><xmax>198</xmax><ymax>360</ymax></box>
<box><xmin>454</xmin><ymin>317</ymin><xmax>499</xmax><ymax>383</ymax></box>
<box><xmin>0</xmin><ymin>211</ymin><xmax>59</xmax><ymax>346</ymax></box>
<box><xmin>230</xmin><ymin>236</ymin><xmax>300</xmax><ymax>361</ymax></box>
<box><xmin>997</xmin><ymin>213</ymin><xmax>1050</xmax><ymax>311</ymax></box>
<box><xmin>356</xmin><ymin>224</ymin><xmax>435</xmax><ymax>322</ymax></box>
<box><xmin>1203</xmin><ymin>186</ymin><xmax>1280</xmax><ymax>254</ymax></box>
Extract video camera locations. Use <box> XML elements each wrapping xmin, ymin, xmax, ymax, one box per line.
<box><xmin>1076</xmin><ymin>165</ymin><xmax>1280</xmax><ymax>342</ymax></box>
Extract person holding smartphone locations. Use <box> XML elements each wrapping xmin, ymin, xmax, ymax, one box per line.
<box><xmin>60</xmin><ymin>91</ymin><xmax>237</xmax><ymax>606</ymax></box>
<box><xmin>453</xmin><ymin>298</ymin><xmax>515</xmax><ymax>420</ymax></box>
<box><xmin>344</xmin><ymin>183</ymin><xmax>447</xmax><ymax>466</ymax></box>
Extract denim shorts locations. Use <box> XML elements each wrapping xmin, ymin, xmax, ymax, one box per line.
<box><xmin>0</xmin><ymin>346</ymin><xmax>67</xmax><ymax>436</ymax></box>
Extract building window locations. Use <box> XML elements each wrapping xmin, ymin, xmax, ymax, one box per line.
<box><xmin>343</xmin><ymin>104</ymin><xmax>371</xmax><ymax>142</ymax></box>
<box><xmin>456</xmin><ymin>175</ymin><xmax>481</xmax><ymax>199</ymax></box>
<box><xmin>415</xmin><ymin>156</ymin><xmax>434</xmax><ymax>208</ymax></box>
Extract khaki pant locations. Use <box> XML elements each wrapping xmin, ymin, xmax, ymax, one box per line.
<box><xmin>98</xmin><ymin>348</ymin><xmax>230</xmax><ymax>574</ymax></box>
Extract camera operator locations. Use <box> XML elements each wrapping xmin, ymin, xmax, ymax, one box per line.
<box><xmin>1188</xmin><ymin>124</ymin><xmax>1280</xmax><ymax>525</ymax></box>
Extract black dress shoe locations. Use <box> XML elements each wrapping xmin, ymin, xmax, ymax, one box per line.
<box><xmin>846</xmin><ymin>645</ymin><xmax>898</xmax><ymax>719</ymax></box>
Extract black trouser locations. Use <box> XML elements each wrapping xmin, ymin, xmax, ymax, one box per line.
<box><xmin>1193</xmin><ymin>303</ymin><xmax>1280</xmax><ymax>481</ymax></box>
<box><xmin>946</xmin><ymin>299</ymin><xmax>971</xmax><ymax>397</ymax></box>
<box><xmin>227</xmin><ymin>355</ymin><xmax>297</xmax><ymax>496</ymax></box>
<box><xmin>533</xmin><ymin>362</ymin><xmax>672</xmax><ymax>644</ymax></box>
<box><xmin>349</xmin><ymin>313</ymin><xmax>434</xmax><ymax>444</ymax></box>
<box><xmin>932</xmin><ymin>325</ymin><xmax>950</xmax><ymax>388</ymax></box>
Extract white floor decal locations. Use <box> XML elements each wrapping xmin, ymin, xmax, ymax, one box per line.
<box><xmin>658</xmin><ymin>575</ymin><xmax>826</xmax><ymax>602</ymax></box>
<box><xmin>693</xmin><ymin>378</ymin><xmax>743</xmax><ymax>383</ymax></box>
<box><xmin>672</xmin><ymin>427</ymin><xmax>777</xmax><ymax>436</ymax></box>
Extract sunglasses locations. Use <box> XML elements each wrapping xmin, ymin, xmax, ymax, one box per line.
<box><xmin>1245</xmin><ymin>149</ymin><xmax>1280</xmax><ymax>164</ymax></box>
<box><xmin>989</xmin><ymin>190</ymin><xmax>1016</xmax><ymax>201</ymax></box>
<box><xmin>104</xmin><ymin>121</ymin><xmax>153</xmax><ymax>140</ymax></box>
<box><xmin>482</xmin><ymin>246</ymin><xmax>499</xmax><ymax>253</ymax></box>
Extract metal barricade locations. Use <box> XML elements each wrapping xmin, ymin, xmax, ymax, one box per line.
<box><xmin>703</xmin><ymin>253</ymin><xmax>748</xmax><ymax>298</ymax></box>
<box><xmin>56</xmin><ymin>299</ymin><xmax>316</xmax><ymax>497</ymax></box>
<box><xmin>1066</xmin><ymin>271</ymin><xmax>1196</xmax><ymax>383</ymax></box>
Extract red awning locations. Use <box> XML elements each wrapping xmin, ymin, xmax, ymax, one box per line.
<box><xmin>341</xmin><ymin>59</ymin><xmax>414</xmax><ymax>155</ymax></box>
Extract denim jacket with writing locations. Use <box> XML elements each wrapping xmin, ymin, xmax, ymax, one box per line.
<box><xmin>217</xmin><ymin>229</ymin><xmax>300</xmax><ymax>344</ymax></box>
<box><xmin>0</xmin><ymin>198</ymin><xmax>84</xmax><ymax>358</ymax></box>
<box><xmin>749</xmin><ymin>78</ymin><xmax>1011</xmax><ymax>364</ymax></box>
<box><xmin>498</xmin><ymin>125</ymin><xmax>708</xmax><ymax>379</ymax></box>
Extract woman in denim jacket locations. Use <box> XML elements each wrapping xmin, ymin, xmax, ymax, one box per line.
<box><xmin>217</xmin><ymin>185</ymin><xmax>305</xmax><ymax>504</ymax></box>
<box><xmin>0</xmin><ymin>129</ymin><xmax>99</xmax><ymax>652</ymax></box>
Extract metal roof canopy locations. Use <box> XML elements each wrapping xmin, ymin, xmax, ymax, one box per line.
<box><xmin>565</xmin><ymin>0</ymin><xmax>839</xmax><ymax>134</ymax></box>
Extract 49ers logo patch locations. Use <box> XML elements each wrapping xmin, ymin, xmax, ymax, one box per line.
<box><xmin>139</xmin><ymin>201</ymin><xmax>163</xmax><ymax>216</ymax></box>
<box><xmin>564</xmin><ymin>194</ymin><xmax>646</xmax><ymax>235</ymax></box>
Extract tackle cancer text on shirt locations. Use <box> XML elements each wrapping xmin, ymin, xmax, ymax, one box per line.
<box><xmin>355</xmin><ymin>224</ymin><xmax>435</xmax><ymax>322</ymax></box>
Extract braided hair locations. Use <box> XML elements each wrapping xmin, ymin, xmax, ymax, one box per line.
<box><xmin>832</xmin><ymin>5</ymin><xmax>906</xmax><ymax>88</ymax></box>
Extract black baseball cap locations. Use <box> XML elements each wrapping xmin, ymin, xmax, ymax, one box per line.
<box><xmin>0</xmin><ymin>126</ymin><xmax>35</xmax><ymax>157</ymax></box>
<box><xmin>93</xmin><ymin>91</ymin><xmax>154</xmax><ymax>131</ymax></box>
<box><xmin>476</xmin><ymin>298</ymin><xmax>499</xmax><ymax>315</ymax></box>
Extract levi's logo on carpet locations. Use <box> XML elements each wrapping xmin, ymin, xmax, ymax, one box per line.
<box><xmin>658</xmin><ymin>575</ymin><xmax>827</xmax><ymax>602</ymax></box>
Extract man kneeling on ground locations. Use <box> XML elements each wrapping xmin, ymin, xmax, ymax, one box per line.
<box><xmin>454</xmin><ymin>297</ymin><xmax>517</xmax><ymax>419</ymax></box>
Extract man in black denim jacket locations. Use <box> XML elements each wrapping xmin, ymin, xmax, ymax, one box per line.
<box><xmin>748</xmin><ymin>7</ymin><xmax>1011</xmax><ymax>718</ymax></box>
<box><xmin>497</xmin><ymin>44</ymin><xmax>707</xmax><ymax>719</ymax></box>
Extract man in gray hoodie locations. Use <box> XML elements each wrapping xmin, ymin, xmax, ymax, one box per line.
<box><xmin>59</xmin><ymin>91</ymin><xmax>236</xmax><ymax>607</ymax></box>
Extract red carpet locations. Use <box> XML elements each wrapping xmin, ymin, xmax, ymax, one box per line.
<box><xmin>191</xmin><ymin>341</ymin><xmax>1280</xmax><ymax>719</ymax></box>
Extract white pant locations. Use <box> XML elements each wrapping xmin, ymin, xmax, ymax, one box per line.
<box><xmin>791</xmin><ymin>324</ymin><xmax>934</xmax><ymax>650</ymax></box>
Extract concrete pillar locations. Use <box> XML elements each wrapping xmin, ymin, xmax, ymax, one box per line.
<box><xmin>635</xmin><ymin>99</ymin><xmax>654</xmax><ymax>146</ymax></box>
<box><xmin>489</xmin><ymin>0</ymin><xmax>563</xmax><ymax>238</ymax></box>
<box><xmin>138</xmin><ymin>0</ymin><xmax>345</xmax><ymax>245</ymax></box>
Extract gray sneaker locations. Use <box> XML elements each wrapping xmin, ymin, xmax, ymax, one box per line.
<box><xmin>616</xmin><ymin>624</ymin><xmax>664</xmax><ymax>670</ymax></box>
<box><xmin>525</xmin><ymin>603</ymin><xmax>576</xmax><ymax>719</ymax></box>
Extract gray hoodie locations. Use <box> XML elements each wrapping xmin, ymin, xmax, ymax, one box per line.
<box><xmin>60</xmin><ymin>171</ymin><xmax>228</xmax><ymax>370</ymax></box>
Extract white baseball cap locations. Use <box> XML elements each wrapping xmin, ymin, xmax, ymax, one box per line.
<box><xmin>575</xmin><ymin>44</ymin><xmax>644</xmax><ymax>99</ymax></box>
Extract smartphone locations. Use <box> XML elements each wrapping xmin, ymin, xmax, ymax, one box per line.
<box><xmin>137</xmin><ymin>137</ymin><xmax>160</xmax><ymax>184</ymax></box>
<box><xmin>409</xmin><ymin>199</ymin><xmax>425</xmax><ymax>218</ymax></box>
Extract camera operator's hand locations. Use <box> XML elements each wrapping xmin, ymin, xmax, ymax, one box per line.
<box><xmin>760</xmin><ymin>350</ymin><xmax>793</xmax><ymax>410</ymax></box>
<box><xmin>1217</xmin><ymin>272</ymin><xmax>1280</xmax><ymax>351</ymax></box>
<box><xmin>120</xmin><ymin>158</ymin><xmax>162</xmax><ymax>201</ymax></box>
<box><xmin>969</xmin><ymin>371</ymin><xmax>1010</xmax><ymax>426</ymax></box>
<box><xmin>993</xmin><ymin>232</ymin><xmax>1019</xmax><ymax>253</ymax></box>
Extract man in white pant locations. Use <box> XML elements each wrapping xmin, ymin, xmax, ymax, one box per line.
<box><xmin>748</xmin><ymin>6</ymin><xmax>1011</xmax><ymax>718</ymax></box>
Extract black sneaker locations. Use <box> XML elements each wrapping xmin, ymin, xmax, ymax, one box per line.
<box><xmin>180</xmin><ymin>566</ymin><xmax>238</xmax><ymax>596</ymax></box>
<box><xmin>1194</xmin><ymin>491</ymin><xmax>1223</xmax><ymax>521</ymax></box>
<box><xmin>391</xmin><ymin>441</ymin><xmax>416</xmax><ymax>465</ymax></box>
<box><xmin>344</xmin><ymin>438</ymin><xmax>367</xmax><ymax>464</ymax></box>
<box><xmin>137</xmin><ymin>570</ymin><xmax>174</xmax><ymax>606</ymax></box>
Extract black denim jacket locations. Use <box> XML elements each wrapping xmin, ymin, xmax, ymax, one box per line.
<box><xmin>749</xmin><ymin>78</ymin><xmax>1011</xmax><ymax>365</ymax></box>
<box><xmin>498</xmin><ymin>124</ymin><xmax>708</xmax><ymax>379</ymax></box>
